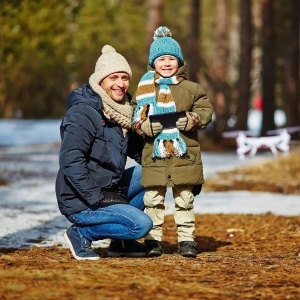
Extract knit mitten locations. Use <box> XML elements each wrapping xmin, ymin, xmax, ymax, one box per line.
<box><xmin>176</xmin><ymin>112</ymin><xmax>200</xmax><ymax>131</ymax></box>
<box><xmin>176</xmin><ymin>116</ymin><xmax>188</xmax><ymax>130</ymax></box>
<box><xmin>141</xmin><ymin>118</ymin><xmax>163</xmax><ymax>137</ymax></box>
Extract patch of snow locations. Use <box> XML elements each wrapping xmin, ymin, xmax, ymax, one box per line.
<box><xmin>0</xmin><ymin>120</ymin><xmax>298</xmax><ymax>249</ymax></box>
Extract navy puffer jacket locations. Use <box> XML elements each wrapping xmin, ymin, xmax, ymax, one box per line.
<box><xmin>56</xmin><ymin>84</ymin><xmax>142</xmax><ymax>216</ymax></box>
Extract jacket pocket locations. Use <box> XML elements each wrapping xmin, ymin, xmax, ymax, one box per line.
<box><xmin>88</xmin><ymin>160</ymin><xmax>113</xmax><ymax>188</ymax></box>
<box><xmin>172</xmin><ymin>147</ymin><xmax>199</xmax><ymax>166</ymax></box>
<box><xmin>142</xmin><ymin>148</ymin><xmax>166</xmax><ymax>167</ymax></box>
<box><xmin>89</xmin><ymin>138</ymin><xmax>110</xmax><ymax>164</ymax></box>
<box><xmin>184</xmin><ymin>151</ymin><xmax>196</xmax><ymax>163</ymax></box>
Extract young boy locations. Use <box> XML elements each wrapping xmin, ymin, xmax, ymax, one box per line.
<box><xmin>131</xmin><ymin>26</ymin><xmax>213</xmax><ymax>258</ymax></box>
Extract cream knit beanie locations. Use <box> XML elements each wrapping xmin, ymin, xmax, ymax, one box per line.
<box><xmin>89</xmin><ymin>45</ymin><xmax>132</xmax><ymax>85</ymax></box>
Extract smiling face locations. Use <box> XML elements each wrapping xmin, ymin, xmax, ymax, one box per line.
<box><xmin>154</xmin><ymin>55</ymin><xmax>179</xmax><ymax>77</ymax></box>
<box><xmin>100</xmin><ymin>72</ymin><xmax>130</xmax><ymax>102</ymax></box>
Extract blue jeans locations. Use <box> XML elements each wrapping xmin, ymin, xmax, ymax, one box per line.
<box><xmin>66</xmin><ymin>165</ymin><xmax>153</xmax><ymax>241</ymax></box>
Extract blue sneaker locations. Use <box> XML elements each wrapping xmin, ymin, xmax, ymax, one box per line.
<box><xmin>64</xmin><ymin>225</ymin><xmax>100</xmax><ymax>261</ymax></box>
<box><xmin>107</xmin><ymin>240</ymin><xmax>146</xmax><ymax>257</ymax></box>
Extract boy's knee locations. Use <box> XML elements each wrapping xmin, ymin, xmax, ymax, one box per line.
<box><xmin>174</xmin><ymin>190</ymin><xmax>194</xmax><ymax>209</ymax></box>
<box><xmin>143</xmin><ymin>189</ymin><xmax>165</xmax><ymax>207</ymax></box>
<box><xmin>176</xmin><ymin>201</ymin><xmax>194</xmax><ymax>210</ymax></box>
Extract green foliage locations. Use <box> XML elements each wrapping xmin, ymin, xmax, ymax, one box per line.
<box><xmin>1</xmin><ymin>0</ymin><xmax>77</xmax><ymax>118</ymax></box>
<box><xmin>72</xmin><ymin>0</ymin><xmax>148</xmax><ymax>93</ymax></box>
<box><xmin>0</xmin><ymin>0</ymin><xmax>203</xmax><ymax>116</ymax></box>
<box><xmin>0</xmin><ymin>0</ymin><xmax>298</xmax><ymax>121</ymax></box>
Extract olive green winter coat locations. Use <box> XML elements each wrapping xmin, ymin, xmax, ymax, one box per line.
<box><xmin>131</xmin><ymin>63</ymin><xmax>213</xmax><ymax>188</ymax></box>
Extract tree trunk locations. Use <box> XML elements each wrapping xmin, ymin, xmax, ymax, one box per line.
<box><xmin>284</xmin><ymin>0</ymin><xmax>300</xmax><ymax>127</ymax></box>
<box><xmin>146</xmin><ymin>0</ymin><xmax>164</xmax><ymax>47</ymax></box>
<box><xmin>261</xmin><ymin>0</ymin><xmax>276</xmax><ymax>134</ymax></box>
<box><xmin>212</xmin><ymin>0</ymin><xmax>229</xmax><ymax>141</ymax></box>
<box><xmin>235</xmin><ymin>0</ymin><xmax>252</xmax><ymax>131</ymax></box>
<box><xmin>188</xmin><ymin>0</ymin><xmax>201</xmax><ymax>82</ymax></box>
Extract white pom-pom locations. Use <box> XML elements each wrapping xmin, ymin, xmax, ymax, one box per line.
<box><xmin>102</xmin><ymin>45</ymin><xmax>115</xmax><ymax>54</ymax></box>
<box><xmin>153</xmin><ymin>26</ymin><xmax>172</xmax><ymax>40</ymax></box>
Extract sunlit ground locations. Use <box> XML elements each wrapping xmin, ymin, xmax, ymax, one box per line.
<box><xmin>204</xmin><ymin>147</ymin><xmax>300</xmax><ymax>194</ymax></box>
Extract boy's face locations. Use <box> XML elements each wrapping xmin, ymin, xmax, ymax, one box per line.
<box><xmin>154</xmin><ymin>56</ymin><xmax>179</xmax><ymax>77</ymax></box>
<box><xmin>100</xmin><ymin>72</ymin><xmax>130</xmax><ymax>102</ymax></box>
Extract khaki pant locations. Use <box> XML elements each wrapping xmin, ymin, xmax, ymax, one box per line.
<box><xmin>144</xmin><ymin>185</ymin><xmax>195</xmax><ymax>242</ymax></box>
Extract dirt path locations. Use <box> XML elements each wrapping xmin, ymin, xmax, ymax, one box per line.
<box><xmin>1</xmin><ymin>146</ymin><xmax>299</xmax><ymax>299</ymax></box>
<box><xmin>1</xmin><ymin>214</ymin><xmax>299</xmax><ymax>300</ymax></box>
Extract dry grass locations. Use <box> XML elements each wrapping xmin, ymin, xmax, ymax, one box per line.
<box><xmin>204</xmin><ymin>147</ymin><xmax>300</xmax><ymax>194</ymax></box>
<box><xmin>1</xmin><ymin>146</ymin><xmax>299</xmax><ymax>299</ymax></box>
<box><xmin>1</xmin><ymin>214</ymin><xmax>300</xmax><ymax>300</ymax></box>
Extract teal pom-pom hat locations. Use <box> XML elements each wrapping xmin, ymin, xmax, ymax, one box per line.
<box><xmin>148</xmin><ymin>26</ymin><xmax>184</xmax><ymax>68</ymax></box>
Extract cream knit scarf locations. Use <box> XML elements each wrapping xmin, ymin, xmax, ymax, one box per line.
<box><xmin>89</xmin><ymin>75</ymin><xmax>133</xmax><ymax>136</ymax></box>
<box><xmin>133</xmin><ymin>70</ymin><xmax>186</xmax><ymax>158</ymax></box>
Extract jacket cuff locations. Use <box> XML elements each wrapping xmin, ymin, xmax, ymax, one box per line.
<box><xmin>186</xmin><ymin>112</ymin><xmax>200</xmax><ymax>131</ymax></box>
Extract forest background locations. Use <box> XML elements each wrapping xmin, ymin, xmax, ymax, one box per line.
<box><xmin>0</xmin><ymin>3</ymin><xmax>300</xmax><ymax>298</ymax></box>
<box><xmin>0</xmin><ymin>0</ymin><xmax>299</xmax><ymax>143</ymax></box>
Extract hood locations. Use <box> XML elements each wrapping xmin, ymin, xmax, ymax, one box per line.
<box><xmin>67</xmin><ymin>84</ymin><xmax>102</xmax><ymax>111</ymax></box>
<box><xmin>146</xmin><ymin>61</ymin><xmax>188</xmax><ymax>79</ymax></box>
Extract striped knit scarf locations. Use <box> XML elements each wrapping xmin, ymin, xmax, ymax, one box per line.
<box><xmin>133</xmin><ymin>70</ymin><xmax>187</xmax><ymax>158</ymax></box>
<box><xmin>89</xmin><ymin>75</ymin><xmax>133</xmax><ymax>137</ymax></box>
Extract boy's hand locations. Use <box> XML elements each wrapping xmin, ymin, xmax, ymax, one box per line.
<box><xmin>176</xmin><ymin>116</ymin><xmax>188</xmax><ymax>130</ymax></box>
<box><xmin>141</xmin><ymin>118</ymin><xmax>163</xmax><ymax>137</ymax></box>
<box><xmin>176</xmin><ymin>112</ymin><xmax>200</xmax><ymax>131</ymax></box>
